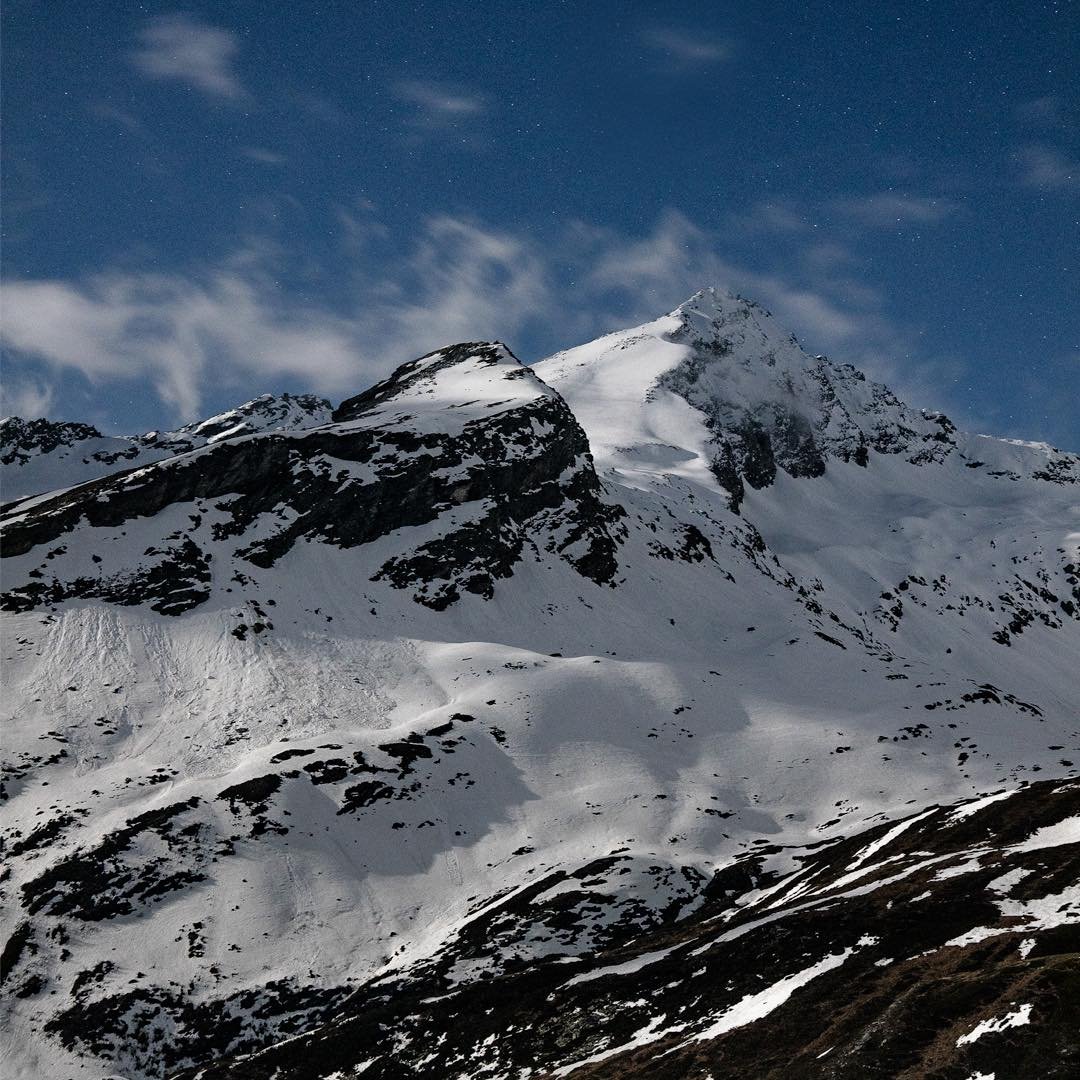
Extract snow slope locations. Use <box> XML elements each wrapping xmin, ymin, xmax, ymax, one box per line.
<box><xmin>1</xmin><ymin>294</ymin><xmax>1077</xmax><ymax>1080</ymax></box>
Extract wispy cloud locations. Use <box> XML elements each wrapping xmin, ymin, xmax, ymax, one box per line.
<box><xmin>0</xmin><ymin>209</ymin><xmax>982</xmax><ymax>431</ymax></box>
<box><xmin>1</xmin><ymin>269</ymin><xmax>359</xmax><ymax>419</ymax></box>
<box><xmin>90</xmin><ymin>102</ymin><xmax>146</xmax><ymax>134</ymax></box>
<box><xmin>131</xmin><ymin>14</ymin><xmax>246</xmax><ymax>102</ymax></box>
<box><xmin>640</xmin><ymin>27</ymin><xmax>731</xmax><ymax>69</ymax></box>
<box><xmin>240</xmin><ymin>146</ymin><xmax>286</xmax><ymax>165</ymax></box>
<box><xmin>392</xmin><ymin>80</ymin><xmax>488</xmax><ymax>126</ymax></box>
<box><xmin>0</xmin><ymin>219</ymin><xmax>547</xmax><ymax>421</ymax></box>
<box><xmin>1017</xmin><ymin>144</ymin><xmax>1078</xmax><ymax>191</ymax></box>
<box><xmin>1014</xmin><ymin>95</ymin><xmax>1066</xmax><ymax>129</ymax></box>
<box><xmin>0</xmin><ymin>375</ymin><xmax>55</xmax><ymax>419</ymax></box>
<box><xmin>735</xmin><ymin>201</ymin><xmax>815</xmax><ymax>236</ymax></box>
<box><xmin>832</xmin><ymin>193</ymin><xmax>957</xmax><ymax>227</ymax></box>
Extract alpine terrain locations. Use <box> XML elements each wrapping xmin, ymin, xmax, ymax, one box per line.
<box><xmin>2</xmin><ymin>289</ymin><xmax>1078</xmax><ymax>1080</ymax></box>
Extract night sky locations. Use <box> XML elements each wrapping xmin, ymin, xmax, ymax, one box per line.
<box><xmin>3</xmin><ymin>1</ymin><xmax>1078</xmax><ymax>447</ymax></box>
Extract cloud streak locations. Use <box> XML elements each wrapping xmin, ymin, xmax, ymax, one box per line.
<box><xmin>2</xmin><ymin>271</ymin><xmax>360</xmax><ymax>419</ymax></box>
<box><xmin>131</xmin><ymin>14</ymin><xmax>246</xmax><ymax>101</ymax></box>
<box><xmin>240</xmin><ymin>146</ymin><xmax>286</xmax><ymax>165</ymax></box>
<box><xmin>1</xmin><ymin>210</ymin><xmax>983</xmax><ymax>432</ymax></box>
<box><xmin>640</xmin><ymin>27</ymin><xmax>731</xmax><ymax>69</ymax></box>
<box><xmin>0</xmin><ymin>219</ymin><xmax>548</xmax><ymax>421</ymax></box>
<box><xmin>832</xmin><ymin>193</ymin><xmax>957</xmax><ymax>227</ymax></box>
<box><xmin>1017</xmin><ymin>144</ymin><xmax>1078</xmax><ymax>191</ymax></box>
<box><xmin>392</xmin><ymin>80</ymin><xmax>488</xmax><ymax>126</ymax></box>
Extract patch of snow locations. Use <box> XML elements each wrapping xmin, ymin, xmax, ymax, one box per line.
<box><xmin>846</xmin><ymin>808</ymin><xmax>937</xmax><ymax>870</ymax></box>
<box><xmin>946</xmin><ymin>789</ymin><xmax>1016</xmax><ymax>823</ymax></box>
<box><xmin>956</xmin><ymin>1002</ymin><xmax>1033</xmax><ymax>1046</ymax></box>
<box><xmin>685</xmin><ymin>947</ymin><xmax>857</xmax><ymax>1044</ymax></box>
<box><xmin>1009</xmin><ymin>816</ymin><xmax>1080</xmax><ymax>853</ymax></box>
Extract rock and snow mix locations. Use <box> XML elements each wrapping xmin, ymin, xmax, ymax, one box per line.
<box><xmin>1</xmin><ymin>291</ymin><xmax>1077</xmax><ymax>1080</ymax></box>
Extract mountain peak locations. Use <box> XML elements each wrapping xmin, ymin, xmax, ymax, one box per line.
<box><xmin>673</xmin><ymin>285</ymin><xmax>758</xmax><ymax>318</ymax></box>
<box><xmin>669</xmin><ymin>286</ymin><xmax>801</xmax><ymax>361</ymax></box>
<box><xmin>332</xmin><ymin>341</ymin><xmax>545</xmax><ymax>426</ymax></box>
<box><xmin>536</xmin><ymin>290</ymin><xmax>960</xmax><ymax>506</ymax></box>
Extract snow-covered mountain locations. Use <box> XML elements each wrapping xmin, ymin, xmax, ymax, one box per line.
<box><xmin>1</xmin><ymin>290</ymin><xmax>1077</xmax><ymax>1080</ymax></box>
<box><xmin>1</xmin><ymin>392</ymin><xmax>333</xmax><ymax>505</ymax></box>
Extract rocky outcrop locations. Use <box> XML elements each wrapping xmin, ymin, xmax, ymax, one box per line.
<box><xmin>1</xmin><ymin>344</ymin><xmax>623</xmax><ymax>613</ymax></box>
<box><xmin>1</xmin><ymin>417</ymin><xmax>106</xmax><ymax>464</ymax></box>
<box><xmin>0</xmin><ymin>394</ymin><xmax>333</xmax><ymax>504</ymax></box>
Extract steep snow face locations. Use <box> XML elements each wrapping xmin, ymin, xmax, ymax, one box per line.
<box><xmin>532</xmin><ymin>310</ymin><xmax>712</xmax><ymax>493</ymax></box>
<box><xmin>1</xmin><ymin>300</ymin><xmax>1078</xmax><ymax>1080</ymax></box>
<box><xmin>0</xmin><ymin>393</ymin><xmax>333</xmax><ymax>503</ymax></box>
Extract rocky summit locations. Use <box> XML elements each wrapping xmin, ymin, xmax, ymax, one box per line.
<box><xmin>1</xmin><ymin>291</ymin><xmax>1077</xmax><ymax>1080</ymax></box>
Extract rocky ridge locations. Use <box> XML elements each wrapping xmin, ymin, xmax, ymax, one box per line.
<box><xmin>1</xmin><ymin>392</ymin><xmax>333</xmax><ymax>505</ymax></box>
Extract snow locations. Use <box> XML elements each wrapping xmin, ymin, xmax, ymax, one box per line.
<box><xmin>845</xmin><ymin>808</ymin><xmax>937</xmax><ymax>870</ymax></box>
<box><xmin>946</xmin><ymin>789</ymin><xmax>1016</xmax><ymax>823</ymax></box>
<box><xmin>563</xmin><ymin>943</ymin><xmax>683</xmax><ymax>987</ymax></box>
<box><xmin>343</xmin><ymin>343</ymin><xmax>556</xmax><ymax>438</ymax></box>
<box><xmin>944</xmin><ymin>883</ymin><xmax>1080</xmax><ymax>947</ymax></box>
<box><xmin>986</xmin><ymin>867</ymin><xmax>1033</xmax><ymax>894</ymax></box>
<box><xmin>555</xmin><ymin>944</ymin><xmax>865</xmax><ymax>1075</ymax></box>
<box><xmin>2</xmin><ymin>290</ymin><xmax>1078</xmax><ymax>1079</ymax></box>
<box><xmin>551</xmin><ymin>1012</ymin><xmax>677</xmax><ymax>1077</ymax></box>
<box><xmin>535</xmin><ymin>315</ymin><xmax>719</xmax><ymax>494</ymax></box>
<box><xmin>1008</xmin><ymin>816</ymin><xmax>1080</xmax><ymax>853</ymax></box>
<box><xmin>933</xmin><ymin>850</ymin><xmax>991</xmax><ymax>880</ymax></box>
<box><xmin>956</xmin><ymin>1003</ymin><xmax>1033</xmax><ymax>1046</ymax></box>
<box><xmin>686</xmin><ymin>948</ymin><xmax>855</xmax><ymax>1044</ymax></box>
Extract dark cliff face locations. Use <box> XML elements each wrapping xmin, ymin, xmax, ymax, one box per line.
<box><xmin>1</xmin><ymin>343</ymin><xmax>623</xmax><ymax>614</ymax></box>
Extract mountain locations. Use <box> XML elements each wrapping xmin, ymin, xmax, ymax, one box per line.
<box><xmin>1</xmin><ymin>392</ymin><xmax>333</xmax><ymax>505</ymax></box>
<box><xmin>1</xmin><ymin>290</ymin><xmax>1077</xmax><ymax>1080</ymax></box>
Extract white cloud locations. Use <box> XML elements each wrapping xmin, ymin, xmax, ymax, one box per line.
<box><xmin>0</xmin><ymin>374</ymin><xmax>55</xmax><ymax>419</ymax></box>
<box><xmin>641</xmin><ymin>27</ymin><xmax>731</xmax><ymax>68</ymax></box>
<box><xmin>392</xmin><ymin>80</ymin><xmax>488</xmax><ymax>125</ymax></box>
<box><xmin>0</xmin><ymin>219</ymin><xmax>550</xmax><ymax>421</ymax></box>
<box><xmin>832</xmin><ymin>193</ymin><xmax>957</xmax><ymax>227</ymax></box>
<box><xmin>580</xmin><ymin>211</ymin><xmax>856</xmax><ymax>340</ymax></box>
<box><xmin>240</xmin><ymin>146</ymin><xmax>286</xmax><ymax>165</ymax></box>
<box><xmin>367</xmin><ymin>215</ymin><xmax>550</xmax><ymax>358</ymax></box>
<box><xmin>131</xmin><ymin>14</ymin><xmax>246</xmax><ymax>101</ymax></box>
<box><xmin>1</xmin><ymin>270</ymin><xmax>360</xmax><ymax>419</ymax></box>
<box><xmin>1017</xmin><ymin>144</ymin><xmax>1078</xmax><ymax>190</ymax></box>
<box><xmin>0</xmin><ymin>210</ymin><xmax>979</xmax><ymax>429</ymax></box>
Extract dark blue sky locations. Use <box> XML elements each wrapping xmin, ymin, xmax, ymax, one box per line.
<box><xmin>3</xmin><ymin>1</ymin><xmax>1078</xmax><ymax>447</ymax></box>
